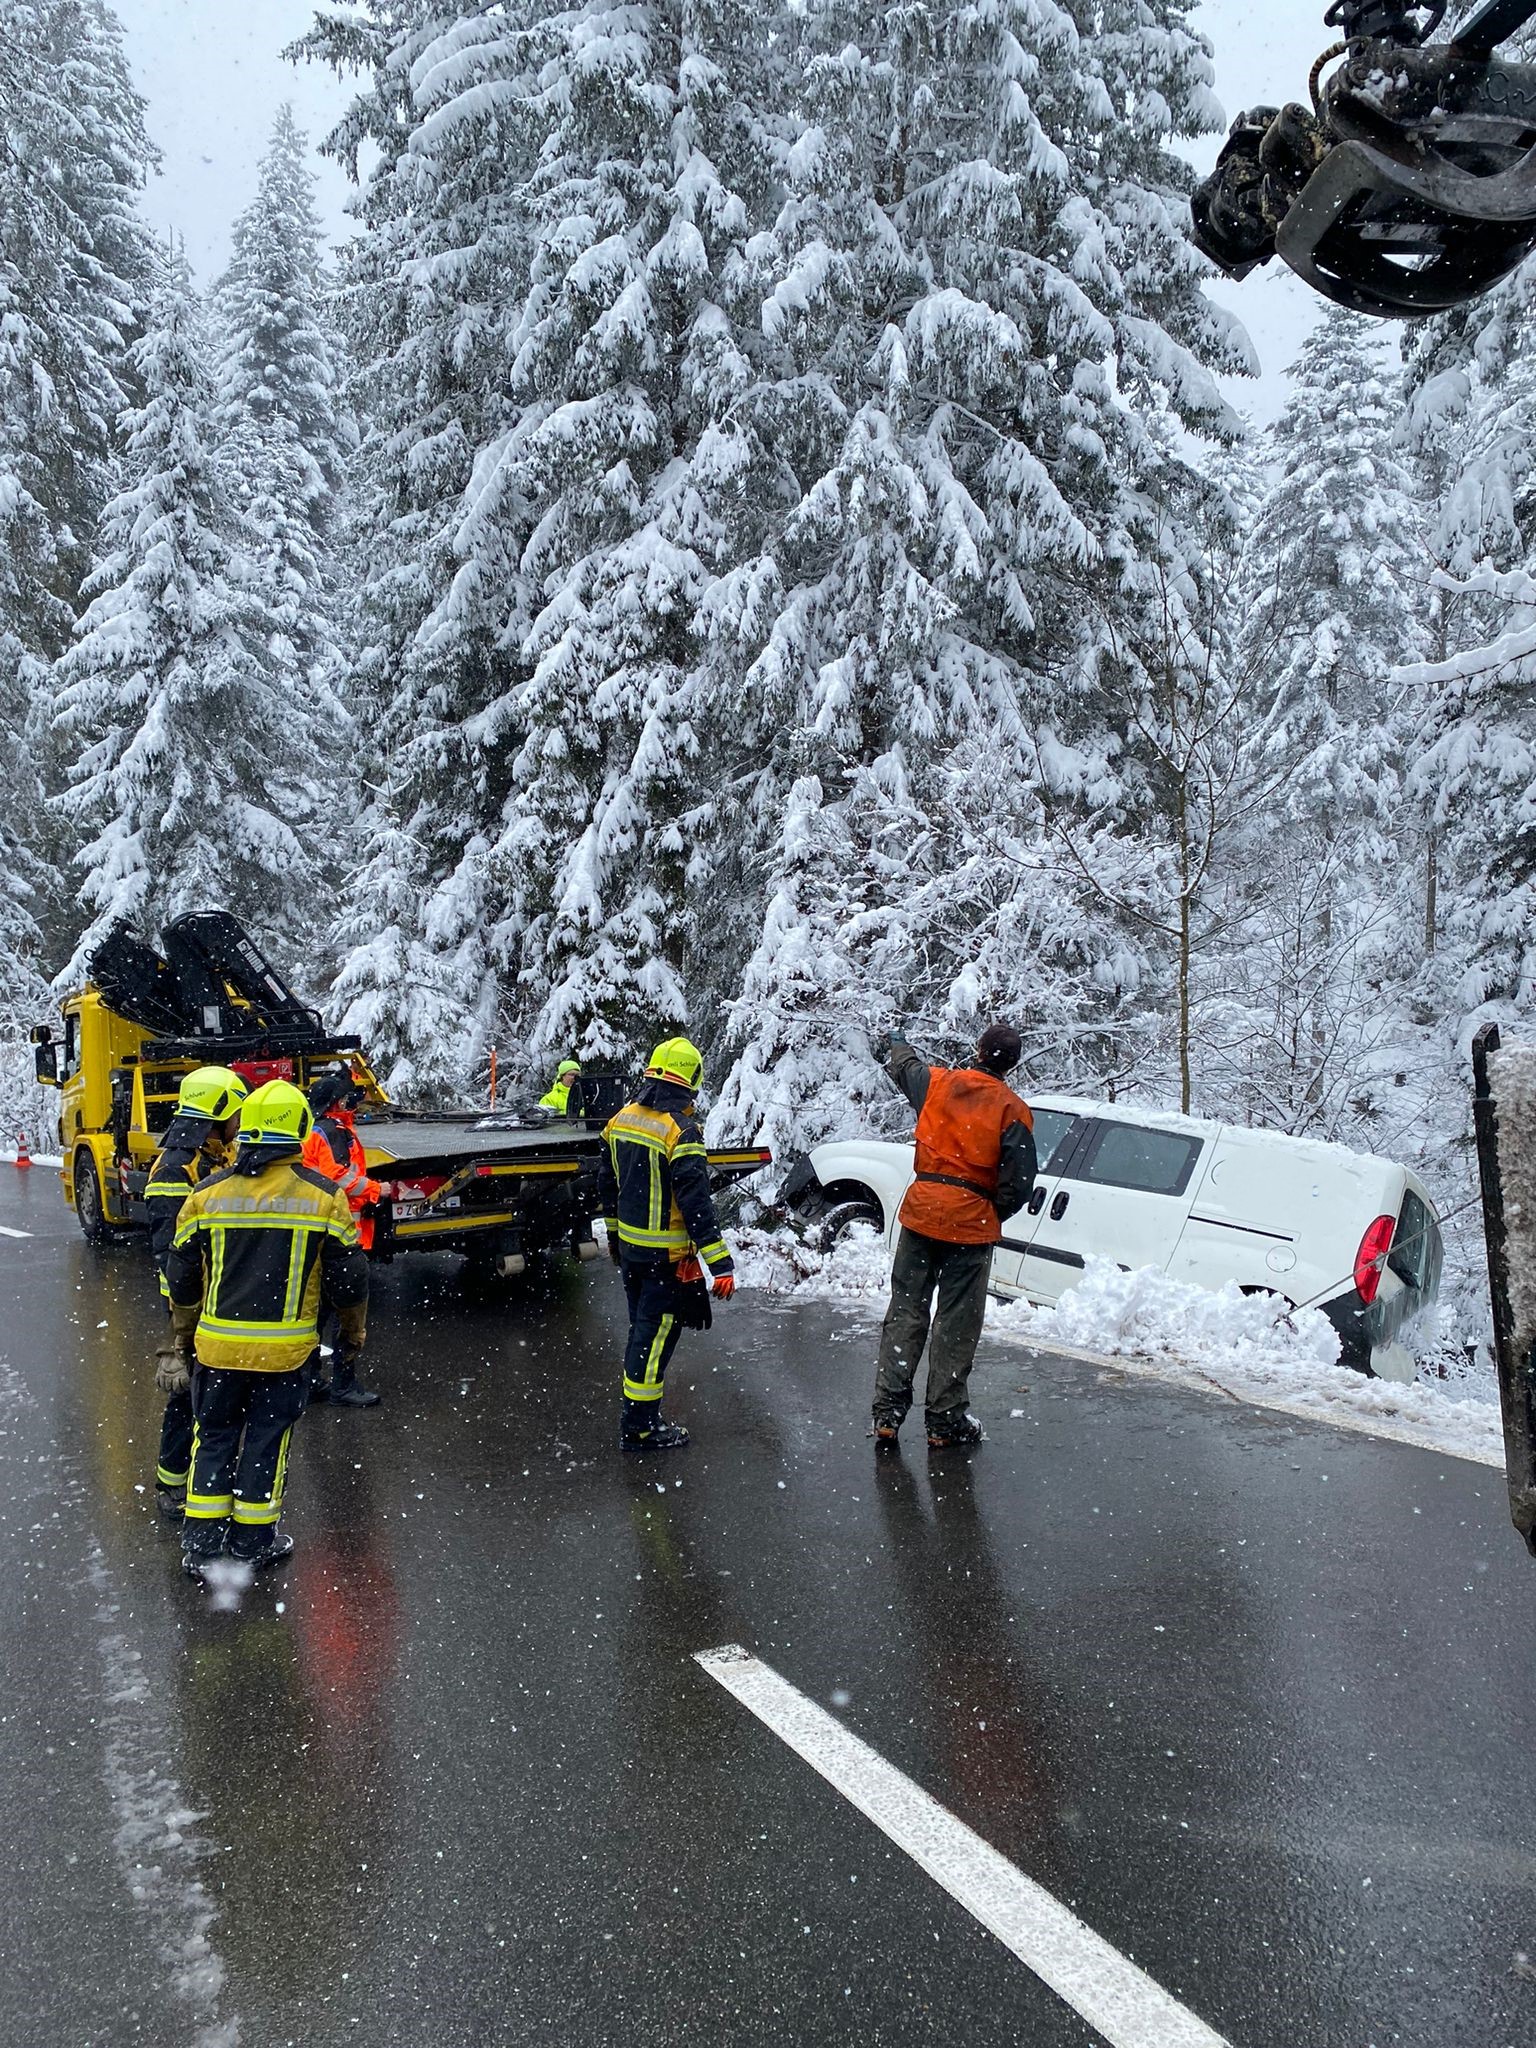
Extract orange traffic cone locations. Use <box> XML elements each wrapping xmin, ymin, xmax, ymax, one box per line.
<box><xmin>15</xmin><ymin>1130</ymin><xmax>31</xmax><ymax>1169</ymax></box>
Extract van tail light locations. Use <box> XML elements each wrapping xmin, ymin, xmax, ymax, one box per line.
<box><xmin>1354</xmin><ymin>1214</ymin><xmax>1396</xmax><ymax>1305</ymax></box>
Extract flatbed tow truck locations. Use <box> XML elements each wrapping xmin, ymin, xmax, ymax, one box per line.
<box><xmin>30</xmin><ymin>911</ymin><xmax>769</xmax><ymax>1275</ymax></box>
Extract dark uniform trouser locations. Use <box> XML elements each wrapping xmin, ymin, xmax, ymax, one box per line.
<box><xmin>874</xmin><ymin>1227</ymin><xmax>994</xmax><ymax>1425</ymax></box>
<box><xmin>621</xmin><ymin>1257</ymin><xmax>685</xmax><ymax>1410</ymax></box>
<box><xmin>183</xmin><ymin>1365</ymin><xmax>308</xmax><ymax>1559</ymax></box>
<box><xmin>157</xmin><ymin>1381</ymin><xmax>195</xmax><ymax>1494</ymax></box>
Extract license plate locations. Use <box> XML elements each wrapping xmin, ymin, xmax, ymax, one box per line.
<box><xmin>394</xmin><ymin>1199</ymin><xmax>423</xmax><ymax>1218</ymax></box>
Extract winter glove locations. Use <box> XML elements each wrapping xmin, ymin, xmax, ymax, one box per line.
<box><xmin>605</xmin><ymin>1226</ymin><xmax>622</xmax><ymax>1266</ymax></box>
<box><xmin>154</xmin><ymin>1344</ymin><xmax>192</xmax><ymax>1396</ymax></box>
<box><xmin>336</xmin><ymin>1301</ymin><xmax>368</xmax><ymax>1356</ymax></box>
<box><xmin>711</xmin><ymin>1274</ymin><xmax>737</xmax><ymax>1302</ymax></box>
<box><xmin>676</xmin><ymin>1255</ymin><xmax>703</xmax><ymax>1284</ymax></box>
<box><xmin>169</xmin><ymin>1300</ymin><xmax>200</xmax><ymax>1345</ymax></box>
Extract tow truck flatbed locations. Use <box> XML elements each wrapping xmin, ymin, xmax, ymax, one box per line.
<box><xmin>31</xmin><ymin>909</ymin><xmax>770</xmax><ymax>1277</ymax></box>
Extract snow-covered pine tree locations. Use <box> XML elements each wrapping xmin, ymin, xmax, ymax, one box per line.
<box><xmin>471</xmin><ymin>0</ymin><xmax>781</xmax><ymax>1078</ymax></box>
<box><xmin>1233</xmin><ymin>307</ymin><xmax>1428</xmax><ymax>1133</ymax></box>
<box><xmin>0</xmin><ymin>0</ymin><xmax>158</xmax><ymax>976</ymax></box>
<box><xmin>214</xmin><ymin>102</ymin><xmax>355</xmax><ymax>734</ymax></box>
<box><xmin>52</xmin><ymin>257</ymin><xmax>325</xmax><ymax>973</ymax></box>
<box><xmin>294</xmin><ymin>4</ymin><xmax>542</xmax><ymax>1097</ymax></box>
<box><xmin>706</xmin><ymin>0</ymin><xmax>1250</xmax><ymax>1147</ymax></box>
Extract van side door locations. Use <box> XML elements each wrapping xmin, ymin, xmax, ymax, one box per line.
<box><xmin>991</xmin><ymin>1110</ymin><xmax>1093</xmax><ymax>1302</ymax></box>
<box><xmin>1010</xmin><ymin>1116</ymin><xmax>1207</xmax><ymax>1302</ymax></box>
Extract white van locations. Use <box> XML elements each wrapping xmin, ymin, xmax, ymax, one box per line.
<box><xmin>780</xmin><ymin>1094</ymin><xmax>1444</xmax><ymax>1383</ymax></box>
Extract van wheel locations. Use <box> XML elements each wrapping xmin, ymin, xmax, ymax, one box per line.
<box><xmin>1241</xmin><ymin>1285</ymin><xmax>1296</xmax><ymax>1317</ymax></box>
<box><xmin>817</xmin><ymin>1199</ymin><xmax>883</xmax><ymax>1251</ymax></box>
<box><xmin>74</xmin><ymin>1153</ymin><xmax>114</xmax><ymax>1244</ymax></box>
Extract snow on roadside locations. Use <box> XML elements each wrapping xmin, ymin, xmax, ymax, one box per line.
<box><xmin>733</xmin><ymin>1227</ymin><xmax>1505</xmax><ymax>1467</ymax></box>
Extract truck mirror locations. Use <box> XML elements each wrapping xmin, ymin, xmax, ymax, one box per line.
<box><xmin>33</xmin><ymin>1042</ymin><xmax>58</xmax><ymax>1086</ymax></box>
<box><xmin>29</xmin><ymin>1024</ymin><xmax>52</xmax><ymax>1047</ymax></box>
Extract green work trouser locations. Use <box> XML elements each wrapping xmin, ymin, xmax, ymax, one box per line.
<box><xmin>873</xmin><ymin>1227</ymin><xmax>994</xmax><ymax>1426</ymax></box>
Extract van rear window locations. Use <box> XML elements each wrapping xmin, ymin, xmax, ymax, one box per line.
<box><xmin>1388</xmin><ymin>1190</ymin><xmax>1439</xmax><ymax>1295</ymax></box>
<box><xmin>1070</xmin><ymin>1121</ymin><xmax>1203</xmax><ymax>1197</ymax></box>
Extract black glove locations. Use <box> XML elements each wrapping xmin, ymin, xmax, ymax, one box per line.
<box><xmin>606</xmin><ymin>1233</ymin><xmax>622</xmax><ymax>1266</ymax></box>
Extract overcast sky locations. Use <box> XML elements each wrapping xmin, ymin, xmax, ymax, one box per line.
<box><xmin>113</xmin><ymin>0</ymin><xmax>1333</xmax><ymax>426</ymax></box>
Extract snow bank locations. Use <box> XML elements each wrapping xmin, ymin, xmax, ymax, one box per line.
<box><xmin>734</xmin><ymin>1230</ymin><xmax>1505</xmax><ymax>1467</ymax></box>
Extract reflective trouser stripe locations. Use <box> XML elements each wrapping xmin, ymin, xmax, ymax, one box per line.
<box><xmin>156</xmin><ymin>1464</ymin><xmax>188</xmax><ymax>1489</ymax></box>
<box><xmin>230</xmin><ymin>1425</ymin><xmax>293</xmax><ymax>1525</ymax></box>
<box><xmin>623</xmin><ymin>1313</ymin><xmax>675</xmax><ymax>1402</ymax></box>
<box><xmin>183</xmin><ymin>1419</ymin><xmax>233</xmax><ymax>1520</ymax></box>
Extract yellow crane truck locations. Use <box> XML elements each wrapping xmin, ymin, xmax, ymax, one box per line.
<box><xmin>31</xmin><ymin>911</ymin><xmax>769</xmax><ymax>1272</ymax></box>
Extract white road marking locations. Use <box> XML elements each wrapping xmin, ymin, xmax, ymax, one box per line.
<box><xmin>0</xmin><ymin>1224</ymin><xmax>31</xmax><ymax>1238</ymax></box>
<box><xmin>696</xmin><ymin>1645</ymin><xmax>1234</xmax><ymax>2048</ymax></box>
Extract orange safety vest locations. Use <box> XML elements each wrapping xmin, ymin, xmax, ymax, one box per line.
<box><xmin>898</xmin><ymin>1067</ymin><xmax>1033</xmax><ymax>1246</ymax></box>
<box><xmin>301</xmin><ymin>1114</ymin><xmax>381</xmax><ymax>1251</ymax></box>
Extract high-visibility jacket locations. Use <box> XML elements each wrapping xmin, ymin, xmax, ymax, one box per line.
<box><xmin>165</xmin><ymin>1152</ymin><xmax>369</xmax><ymax>1373</ymax></box>
<box><xmin>145</xmin><ymin>1116</ymin><xmax>232</xmax><ymax>1292</ymax></box>
<box><xmin>301</xmin><ymin>1110</ymin><xmax>383</xmax><ymax>1250</ymax></box>
<box><xmin>539</xmin><ymin>1078</ymin><xmax>574</xmax><ymax>1114</ymax></box>
<box><xmin>596</xmin><ymin>1080</ymin><xmax>734</xmax><ymax>1275</ymax></box>
<box><xmin>887</xmin><ymin>1040</ymin><xmax>1036</xmax><ymax>1246</ymax></box>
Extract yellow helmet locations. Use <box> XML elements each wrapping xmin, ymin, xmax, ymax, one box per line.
<box><xmin>237</xmin><ymin>1078</ymin><xmax>313</xmax><ymax>1150</ymax></box>
<box><xmin>646</xmin><ymin>1037</ymin><xmax>703</xmax><ymax>1089</ymax></box>
<box><xmin>177</xmin><ymin>1065</ymin><xmax>249</xmax><ymax>1122</ymax></box>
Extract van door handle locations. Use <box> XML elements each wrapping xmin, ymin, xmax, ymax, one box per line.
<box><xmin>1027</xmin><ymin>1186</ymin><xmax>1047</xmax><ymax>1216</ymax></box>
<box><xmin>1050</xmin><ymin>1191</ymin><xmax>1069</xmax><ymax>1221</ymax></box>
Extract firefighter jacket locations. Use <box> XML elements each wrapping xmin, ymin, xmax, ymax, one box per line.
<box><xmin>301</xmin><ymin>1110</ymin><xmax>383</xmax><ymax>1250</ymax></box>
<box><xmin>145</xmin><ymin>1117</ymin><xmax>232</xmax><ymax>1286</ymax></box>
<box><xmin>597</xmin><ymin>1079</ymin><xmax>734</xmax><ymax>1275</ymax></box>
<box><xmin>165</xmin><ymin>1150</ymin><xmax>369</xmax><ymax>1373</ymax></box>
<box><xmin>886</xmin><ymin>1038</ymin><xmax>1036</xmax><ymax>1246</ymax></box>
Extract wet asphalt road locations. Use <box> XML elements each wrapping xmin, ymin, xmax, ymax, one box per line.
<box><xmin>0</xmin><ymin>1166</ymin><xmax>1533</xmax><ymax>2048</ymax></box>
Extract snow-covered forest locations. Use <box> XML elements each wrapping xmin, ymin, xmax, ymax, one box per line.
<box><xmin>4</xmin><ymin>0</ymin><xmax>1535</xmax><ymax>1352</ymax></box>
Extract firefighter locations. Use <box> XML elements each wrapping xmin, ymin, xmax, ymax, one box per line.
<box><xmin>167</xmin><ymin>1078</ymin><xmax>368</xmax><ymax>1578</ymax></box>
<box><xmin>597</xmin><ymin>1037</ymin><xmax>735</xmax><ymax>1450</ymax></box>
<box><xmin>539</xmin><ymin>1058</ymin><xmax>582</xmax><ymax>1115</ymax></box>
<box><xmin>145</xmin><ymin>1064</ymin><xmax>249</xmax><ymax>1519</ymax></box>
<box><xmin>301</xmin><ymin>1066</ymin><xmax>383</xmax><ymax>1407</ymax></box>
<box><xmin>871</xmin><ymin>1024</ymin><xmax>1036</xmax><ymax>1447</ymax></box>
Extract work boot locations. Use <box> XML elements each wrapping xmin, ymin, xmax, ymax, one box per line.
<box><xmin>181</xmin><ymin>1536</ymin><xmax>225</xmax><ymax>1579</ymax></box>
<box><xmin>155</xmin><ymin>1486</ymin><xmax>186</xmax><ymax>1522</ymax></box>
<box><xmin>227</xmin><ymin>1530</ymin><xmax>295</xmax><ymax>1571</ymax></box>
<box><xmin>927</xmin><ymin>1410</ymin><xmax>985</xmax><ymax>1447</ymax></box>
<box><xmin>619</xmin><ymin>1404</ymin><xmax>689</xmax><ymax>1451</ymax></box>
<box><xmin>328</xmin><ymin>1364</ymin><xmax>380</xmax><ymax>1408</ymax></box>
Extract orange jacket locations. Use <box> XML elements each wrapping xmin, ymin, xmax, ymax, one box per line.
<box><xmin>301</xmin><ymin>1111</ymin><xmax>383</xmax><ymax>1251</ymax></box>
<box><xmin>889</xmin><ymin>1045</ymin><xmax>1035</xmax><ymax>1245</ymax></box>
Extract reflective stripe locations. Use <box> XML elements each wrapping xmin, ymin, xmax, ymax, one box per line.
<box><xmin>625</xmin><ymin>1312</ymin><xmax>676</xmax><ymax>1403</ymax></box>
<box><xmin>698</xmin><ymin>1239</ymin><xmax>731</xmax><ymax>1271</ymax></box>
<box><xmin>156</xmin><ymin>1465</ymin><xmax>188</xmax><ymax>1488</ymax></box>
<box><xmin>144</xmin><ymin>1180</ymin><xmax>192</xmax><ymax>1199</ymax></box>
<box><xmin>672</xmin><ymin>1142</ymin><xmax>708</xmax><ymax>1161</ymax></box>
<box><xmin>184</xmin><ymin>1491</ymin><xmax>233</xmax><ymax>1519</ymax></box>
<box><xmin>281</xmin><ymin>1227</ymin><xmax>305</xmax><ymax>1326</ymax></box>
<box><xmin>198</xmin><ymin>1312</ymin><xmax>320</xmax><ymax>1341</ymax></box>
<box><xmin>615</xmin><ymin>1221</ymin><xmax>691</xmax><ymax>1251</ymax></box>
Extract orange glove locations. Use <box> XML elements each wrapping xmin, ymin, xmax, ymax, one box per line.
<box><xmin>711</xmin><ymin>1273</ymin><xmax>736</xmax><ymax>1301</ymax></box>
<box><xmin>676</xmin><ymin>1255</ymin><xmax>703</xmax><ymax>1284</ymax></box>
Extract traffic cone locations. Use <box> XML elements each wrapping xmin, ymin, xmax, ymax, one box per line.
<box><xmin>14</xmin><ymin>1130</ymin><xmax>31</xmax><ymax>1170</ymax></box>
